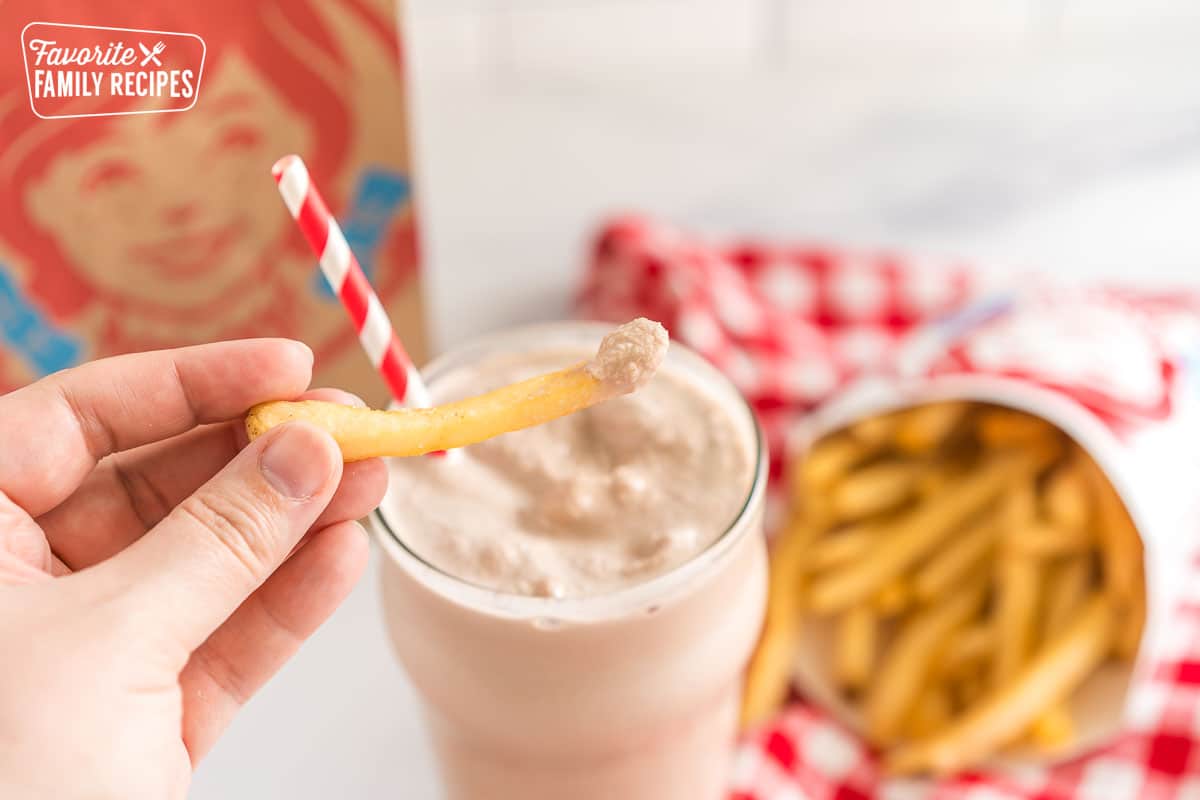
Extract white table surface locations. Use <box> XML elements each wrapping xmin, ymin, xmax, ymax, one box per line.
<box><xmin>191</xmin><ymin>22</ymin><xmax>1200</xmax><ymax>800</ymax></box>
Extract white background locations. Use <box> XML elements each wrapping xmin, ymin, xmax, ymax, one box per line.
<box><xmin>193</xmin><ymin>1</ymin><xmax>1200</xmax><ymax>797</ymax></box>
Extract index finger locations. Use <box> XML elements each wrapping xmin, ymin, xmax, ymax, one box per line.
<box><xmin>0</xmin><ymin>339</ymin><xmax>312</xmax><ymax>517</ymax></box>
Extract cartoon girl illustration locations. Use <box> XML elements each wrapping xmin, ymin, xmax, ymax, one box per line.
<box><xmin>0</xmin><ymin>0</ymin><xmax>424</xmax><ymax>398</ymax></box>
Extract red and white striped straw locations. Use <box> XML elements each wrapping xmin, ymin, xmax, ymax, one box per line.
<box><xmin>271</xmin><ymin>154</ymin><xmax>431</xmax><ymax>409</ymax></box>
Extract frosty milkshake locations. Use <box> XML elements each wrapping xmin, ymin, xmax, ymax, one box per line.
<box><xmin>373</xmin><ymin>321</ymin><xmax>766</xmax><ymax>800</ymax></box>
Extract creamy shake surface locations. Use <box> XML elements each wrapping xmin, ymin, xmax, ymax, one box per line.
<box><xmin>385</xmin><ymin>323</ymin><xmax>755</xmax><ymax>599</ymax></box>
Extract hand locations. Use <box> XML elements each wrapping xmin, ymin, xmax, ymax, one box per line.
<box><xmin>0</xmin><ymin>340</ymin><xmax>388</xmax><ymax>799</ymax></box>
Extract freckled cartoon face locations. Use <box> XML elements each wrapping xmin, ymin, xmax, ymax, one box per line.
<box><xmin>27</xmin><ymin>53</ymin><xmax>314</xmax><ymax>310</ymax></box>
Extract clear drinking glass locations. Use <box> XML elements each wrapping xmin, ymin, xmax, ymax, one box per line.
<box><xmin>370</xmin><ymin>322</ymin><xmax>767</xmax><ymax>800</ymax></box>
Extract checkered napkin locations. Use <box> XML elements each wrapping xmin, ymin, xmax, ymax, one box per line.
<box><xmin>579</xmin><ymin>216</ymin><xmax>976</xmax><ymax>484</ymax></box>
<box><xmin>577</xmin><ymin>215</ymin><xmax>1200</xmax><ymax>800</ymax></box>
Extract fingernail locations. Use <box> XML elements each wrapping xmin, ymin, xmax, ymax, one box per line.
<box><xmin>260</xmin><ymin>423</ymin><xmax>336</xmax><ymax>500</ymax></box>
<box><xmin>334</xmin><ymin>390</ymin><xmax>366</xmax><ymax>408</ymax></box>
<box><xmin>289</xmin><ymin>340</ymin><xmax>314</xmax><ymax>369</ymax></box>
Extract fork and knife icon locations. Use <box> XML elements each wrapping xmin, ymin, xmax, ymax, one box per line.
<box><xmin>138</xmin><ymin>41</ymin><xmax>166</xmax><ymax>67</ymax></box>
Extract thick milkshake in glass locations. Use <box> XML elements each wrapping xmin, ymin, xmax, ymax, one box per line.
<box><xmin>372</xmin><ymin>321</ymin><xmax>766</xmax><ymax>800</ymax></box>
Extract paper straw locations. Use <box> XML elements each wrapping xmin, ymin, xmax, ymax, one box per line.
<box><xmin>271</xmin><ymin>154</ymin><xmax>431</xmax><ymax>409</ymax></box>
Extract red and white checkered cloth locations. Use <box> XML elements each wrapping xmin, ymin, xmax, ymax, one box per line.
<box><xmin>578</xmin><ymin>215</ymin><xmax>1200</xmax><ymax>800</ymax></box>
<box><xmin>579</xmin><ymin>216</ymin><xmax>977</xmax><ymax>485</ymax></box>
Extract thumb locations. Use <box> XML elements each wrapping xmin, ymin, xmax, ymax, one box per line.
<box><xmin>0</xmin><ymin>490</ymin><xmax>59</xmax><ymax>583</ymax></box>
<box><xmin>101</xmin><ymin>421</ymin><xmax>342</xmax><ymax>653</ymax></box>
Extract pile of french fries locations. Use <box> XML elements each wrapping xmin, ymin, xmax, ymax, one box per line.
<box><xmin>742</xmin><ymin>401</ymin><xmax>1147</xmax><ymax>776</ymax></box>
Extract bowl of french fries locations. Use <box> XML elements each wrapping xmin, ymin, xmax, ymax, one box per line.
<box><xmin>743</xmin><ymin>386</ymin><xmax>1150</xmax><ymax>777</ymax></box>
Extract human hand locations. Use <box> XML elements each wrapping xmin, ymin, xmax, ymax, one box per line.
<box><xmin>0</xmin><ymin>340</ymin><xmax>387</xmax><ymax>799</ymax></box>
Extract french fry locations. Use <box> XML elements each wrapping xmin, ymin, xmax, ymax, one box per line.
<box><xmin>864</xmin><ymin>584</ymin><xmax>987</xmax><ymax>744</ymax></box>
<box><xmin>993</xmin><ymin>486</ymin><xmax>1043</xmax><ymax>688</ymax></box>
<box><xmin>831</xmin><ymin>459</ymin><xmax>923</xmax><ymax>520</ymax></box>
<box><xmin>911</xmin><ymin>516</ymin><xmax>1000</xmax><ymax>603</ymax></box>
<box><xmin>1029</xmin><ymin>704</ymin><xmax>1074</xmax><ymax>752</ymax></box>
<box><xmin>951</xmin><ymin>667</ymin><xmax>987</xmax><ymax>713</ymax></box>
<box><xmin>874</xmin><ymin>578</ymin><xmax>913</xmax><ymax>616</ymax></box>
<box><xmin>850</xmin><ymin>413</ymin><xmax>896</xmax><ymax>447</ymax></box>
<box><xmin>768</xmin><ymin>516</ymin><xmax>816</xmax><ymax>616</ymax></box>
<box><xmin>916</xmin><ymin>455</ymin><xmax>973</xmax><ymax>498</ymax></box>
<box><xmin>887</xmin><ymin>594</ymin><xmax>1113</xmax><ymax>776</ymax></box>
<box><xmin>1080</xmin><ymin>456</ymin><xmax>1146</xmax><ymax>658</ymax></box>
<box><xmin>801</xmin><ymin>434</ymin><xmax>867</xmax><ymax>490</ymax></box>
<box><xmin>938</xmin><ymin>623</ymin><xmax>994</xmax><ymax>678</ymax></box>
<box><xmin>1042</xmin><ymin>554</ymin><xmax>1092</xmax><ymax>639</ymax></box>
<box><xmin>1042</xmin><ymin>457</ymin><xmax>1091</xmax><ymax>532</ymax></box>
<box><xmin>916</xmin><ymin>467</ymin><xmax>952</xmax><ymax>498</ymax></box>
<box><xmin>976</xmin><ymin>408</ymin><xmax>1056</xmax><ymax>448</ymax></box>
<box><xmin>741</xmin><ymin>517</ymin><xmax>816</xmax><ymax>726</ymax></box>
<box><xmin>1005</xmin><ymin>480</ymin><xmax>1037</xmax><ymax>522</ymax></box>
<box><xmin>993</xmin><ymin>552</ymin><xmax>1041</xmax><ymax>688</ymax></box>
<box><xmin>893</xmin><ymin>401</ymin><xmax>969</xmax><ymax>454</ymax></box>
<box><xmin>835</xmin><ymin>605</ymin><xmax>877</xmax><ymax>692</ymax></box>
<box><xmin>808</xmin><ymin>450</ymin><xmax>1040</xmax><ymax>613</ymax></box>
<box><xmin>806</xmin><ymin>523</ymin><xmax>879</xmax><ymax>573</ymax></box>
<box><xmin>1084</xmin><ymin>458</ymin><xmax>1143</xmax><ymax>601</ymax></box>
<box><xmin>792</xmin><ymin>481</ymin><xmax>835</xmax><ymax>532</ymax></box>
<box><xmin>246</xmin><ymin>319</ymin><xmax>667</xmax><ymax>461</ymax></box>
<box><xmin>1115</xmin><ymin>578</ymin><xmax>1146</xmax><ymax>661</ymax></box>
<box><xmin>1004</xmin><ymin>521</ymin><xmax>1092</xmax><ymax>558</ymax></box>
<box><xmin>741</xmin><ymin>615</ymin><xmax>797</xmax><ymax>728</ymax></box>
<box><xmin>246</xmin><ymin>369</ymin><xmax>592</xmax><ymax>460</ymax></box>
<box><xmin>905</xmin><ymin>684</ymin><xmax>953</xmax><ymax>740</ymax></box>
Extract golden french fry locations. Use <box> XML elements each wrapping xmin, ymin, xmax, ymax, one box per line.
<box><xmin>850</xmin><ymin>413</ymin><xmax>896</xmax><ymax>447</ymax></box>
<box><xmin>916</xmin><ymin>455</ymin><xmax>972</xmax><ymax>498</ymax></box>
<box><xmin>835</xmin><ymin>605</ymin><xmax>877</xmax><ymax>692</ymax></box>
<box><xmin>808</xmin><ymin>450</ymin><xmax>1042</xmax><ymax>613</ymax></box>
<box><xmin>801</xmin><ymin>434</ymin><xmax>867</xmax><ymax>490</ymax></box>
<box><xmin>831</xmin><ymin>459</ymin><xmax>923</xmax><ymax>520</ymax></box>
<box><xmin>993</xmin><ymin>487</ymin><xmax>1043</xmax><ymax>688</ymax></box>
<box><xmin>1080</xmin><ymin>456</ymin><xmax>1146</xmax><ymax>658</ymax></box>
<box><xmin>938</xmin><ymin>623</ymin><xmax>994</xmax><ymax>677</ymax></box>
<box><xmin>246</xmin><ymin>369</ymin><xmax>597</xmax><ymax>460</ymax></box>
<box><xmin>1042</xmin><ymin>457</ymin><xmax>1091</xmax><ymax>532</ymax></box>
<box><xmin>893</xmin><ymin>401</ymin><xmax>969</xmax><ymax>454</ymax></box>
<box><xmin>911</xmin><ymin>516</ymin><xmax>999</xmax><ymax>603</ymax></box>
<box><xmin>905</xmin><ymin>684</ymin><xmax>953</xmax><ymax>740</ymax></box>
<box><xmin>916</xmin><ymin>468</ymin><xmax>951</xmax><ymax>498</ymax></box>
<box><xmin>993</xmin><ymin>553</ymin><xmax>1041</xmax><ymax>688</ymax></box>
<box><xmin>1043</xmin><ymin>554</ymin><xmax>1093</xmax><ymax>640</ymax></box>
<box><xmin>1004</xmin><ymin>480</ymin><xmax>1037</xmax><ymax>523</ymax></box>
<box><xmin>874</xmin><ymin>578</ymin><xmax>913</xmax><ymax>616</ymax></box>
<box><xmin>1004</xmin><ymin>521</ymin><xmax>1092</xmax><ymax>558</ymax></box>
<box><xmin>246</xmin><ymin>318</ymin><xmax>667</xmax><ymax>461</ymax></box>
<box><xmin>887</xmin><ymin>594</ymin><xmax>1112</xmax><ymax>776</ymax></box>
<box><xmin>864</xmin><ymin>584</ymin><xmax>987</xmax><ymax>744</ymax></box>
<box><xmin>792</xmin><ymin>480</ymin><xmax>835</xmax><ymax>531</ymax></box>
<box><xmin>1084</xmin><ymin>459</ymin><xmax>1143</xmax><ymax>601</ymax></box>
<box><xmin>952</xmin><ymin>666</ymin><xmax>987</xmax><ymax>712</ymax></box>
<box><xmin>741</xmin><ymin>517</ymin><xmax>816</xmax><ymax>726</ymax></box>
<box><xmin>976</xmin><ymin>408</ymin><xmax>1056</xmax><ymax>448</ymax></box>
<box><xmin>741</xmin><ymin>615</ymin><xmax>798</xmax><ymax>728</ymax></box>
<box><xmin>767</xmin><ymin>516</ymin><xmax>816</xmax><ymax>612</ymax></box>
<box><xmin>806</xmin><ymin>523</ymin><xmax>879</xmax><ymax>573</ymax></box>
<box><xmin>1029</xmin><ymin>704</ymin><xmax>1074</xmax><ymax>752</ymax></box>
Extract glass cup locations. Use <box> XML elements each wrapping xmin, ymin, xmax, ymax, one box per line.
<box><xmin>370</xmin><ymin>322</ymin><xmax>767</xmax><ymax>800</ymax></box>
